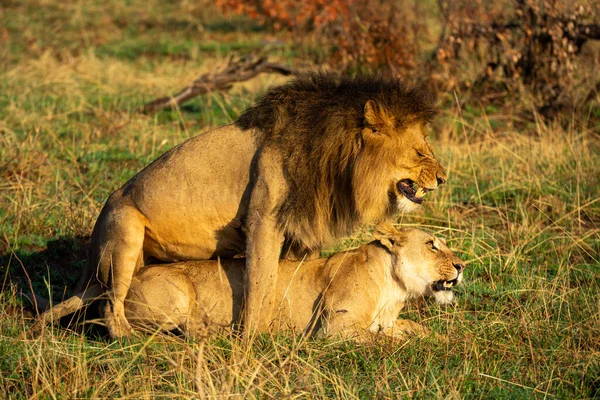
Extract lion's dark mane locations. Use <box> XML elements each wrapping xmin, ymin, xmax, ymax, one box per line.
<box><xmin>236</xmin><ymin>72</ymin><xmax>437</xmax><ymax>250</ymax></box>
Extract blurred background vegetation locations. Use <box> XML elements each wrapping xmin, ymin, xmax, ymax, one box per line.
<box><xmin>2</xmin><ymin>0</ymin><xmax>600</xmax><ymax>116</ymax></box>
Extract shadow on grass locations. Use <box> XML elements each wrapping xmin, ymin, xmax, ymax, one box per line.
<box><xmin>586</xmin><ymin>362</ymin><xmax>600</xmax><ymax>399</ymax></box>
<box><xmin>0</xmin><ymin>236</ymin><xmax>110</xmax><ymax>339</ymax></box>
<box><xmin>1</xmin><ymin>235</ymin><xmax>89</xmax><ymax>299</ymax></box>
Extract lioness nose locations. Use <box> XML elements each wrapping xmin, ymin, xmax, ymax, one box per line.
<box><xmin>437</xmin><ymin>175</ymin><xmax>446</xmax><ymax>186</ymax></box>
<box><xmin>453</xmin><ymin>263</ymin><xmax>464</xmax><ymax>273</ymax></box>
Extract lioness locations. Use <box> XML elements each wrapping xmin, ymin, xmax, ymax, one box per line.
<box><xmin>52</xmin><ymin>73</ymin><xmax>447</xmax><ymax>338</ymax></box>
<box><xmin>43</xmin><ymin>226</ymin><xmax>465</xmax><ymax>339</ymax></box>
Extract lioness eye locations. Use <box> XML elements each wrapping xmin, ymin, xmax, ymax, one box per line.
<box><xmin>427</xmin><ymin>240</ymin><xmax>438</xmax><ymax>252</ymax></box>
<box><xmin>416</xmin><ymin>150</ymin><xmax>425</xmax><ymax>157</ymax></box>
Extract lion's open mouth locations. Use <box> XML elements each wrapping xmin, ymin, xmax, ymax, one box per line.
<box><xmin>431</xmin><ymin>278</ymin><xmax>458</xmax><ymax>292</ymax></box>
<box><xmin>396</xmin><ymin>179</ymin><xmax>430</xmax><ymax>204</ymax></box>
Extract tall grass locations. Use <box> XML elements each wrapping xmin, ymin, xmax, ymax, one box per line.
<box><xmin>1</xmin><ymin>0</ymin><xmax>599</xmax><ymax>398</ymax></box>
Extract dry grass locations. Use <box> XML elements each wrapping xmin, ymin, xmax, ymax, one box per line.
<box><xmin>1</xmin><ymin>0</ymin><xmax>599</xmax><ymax>398</ymax></box>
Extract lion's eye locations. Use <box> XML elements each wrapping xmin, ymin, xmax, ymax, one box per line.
<box><xmin>427</xmin><ymin>240</ymin><xmax>438</xmax><ymax>252</ymax></box>
<box><xmin>416</xmin><ymin>150</ymin><xmax>426</xmax><ymax>158</ymax></box>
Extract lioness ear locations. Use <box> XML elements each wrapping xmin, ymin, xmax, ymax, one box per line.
<box><xmin>364</xmin><ymin>100</ymin><xmax>393</xmax><ymax>129</ymax></box>
<box><xmin>374</xmin><ymin>234</ymin><xmax>394</xmax><ymax>251</ymax></box>
<box><xmin>372</xmin><ymin>223</ymin><xmax>397</xmax><ymax>251</ymax></box>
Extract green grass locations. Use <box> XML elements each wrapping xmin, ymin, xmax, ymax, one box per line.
<box><xmin>1</xmin><ymin>0</ymin><xmax>599</xmax><ymax>398</ymax></box>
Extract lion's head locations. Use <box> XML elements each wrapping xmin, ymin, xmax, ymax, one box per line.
<box><xmin>356</xmin><ymin>100</ymin><xmax>447</xmax><ymax>218</ymax></box>
<box><xmin>236</xmin><ymin>73</ymin><xmax>447</xmax><ymax>249</ymax></box>
<box><xmin>374</xmin><ymin>224</ymin><xmax>465</xmax><ymax>304</ymax></box>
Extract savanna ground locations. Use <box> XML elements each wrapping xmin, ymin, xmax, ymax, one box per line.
<box><xmin>1</xmin><ymin>1</ymin><xmax>599</xmax><ymax>398</ymax></box>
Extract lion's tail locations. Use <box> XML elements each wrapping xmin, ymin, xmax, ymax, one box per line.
<box><xmin>38</xmin><ymin>284</ymin><xmax>103</xmax><ymax>325</ymax></box>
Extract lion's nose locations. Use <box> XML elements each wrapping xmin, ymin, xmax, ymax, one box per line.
<box><xmin>453</xmin><ymin>263</ymin><xmax>464</xmax><ymax>273</ymax></box>
<box><xmin>437</xmin><ymin>175</ymin><xmax>446</xmax><ymax>186</ymax></box>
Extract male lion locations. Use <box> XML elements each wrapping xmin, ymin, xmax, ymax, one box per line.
<box><xmin>41</xmin><ymin>226</ymin><xmax>465</xmax><ymax>339</ymax></box>
<box><xmin>47</xmin><ymin>73</ymin><xmax>447</xmax><ymax>338</ymax></box>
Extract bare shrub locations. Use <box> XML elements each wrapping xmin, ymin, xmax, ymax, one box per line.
<box><xmin>436</xmin><ymin>0</ymin><xmax>600</xmax><ymax>114</ymax></box>
<box><xmin>216</xmin><ymin>0</ymin><xmax>424</xmax><ymax>73</ymax></box>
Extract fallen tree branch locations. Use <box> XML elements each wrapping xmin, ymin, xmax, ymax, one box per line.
<box><xmin>142</xmin><ymin>55</ymin><xmax>295</xmax><ymax>114</ymax></box>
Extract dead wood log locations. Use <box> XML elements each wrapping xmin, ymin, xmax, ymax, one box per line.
<box><xmin>142</xmin><ymin>55</ymin><xmax>295</xmax><ymax>114</ymax></box>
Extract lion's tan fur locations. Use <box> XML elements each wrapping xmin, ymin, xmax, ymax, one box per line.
<box><xmin>42</xmin><ymin>227</ymin><xmax>465</xmax><ymax>339</ymax></box>
<box><xmin>45</xmin><ymin>73</ymin><xmax>447</xmax><ymax>338</ymax></box>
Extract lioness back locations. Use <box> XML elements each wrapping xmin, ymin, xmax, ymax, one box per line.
<box><xmin>125</xmin><ymin>254</ymin><xmax>345</xmax><ymax>335</ymax></box>
<box><xmin>125</xmin><ymin>260</ymin><xmax>246</xmax><ymax>331</ymax></box>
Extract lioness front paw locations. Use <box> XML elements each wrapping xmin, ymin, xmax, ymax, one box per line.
<box><xmin>394</xmin><ymin>319</ymin><xmax>430</xmax><ymax>337</ymax></box>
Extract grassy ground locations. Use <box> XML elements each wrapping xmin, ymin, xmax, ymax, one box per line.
<box><xmin>1</xmin><ymin>0</ymin><xmax>599</xmax><ymax>398</ymax></box>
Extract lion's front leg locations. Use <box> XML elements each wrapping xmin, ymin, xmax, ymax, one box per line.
<box><xmin>244</xmin><ymin>147</ymin><xmax>287</xmax><ymax>335</ymax></box>
<box><xmin>245</xmin><ymin>216</ymin><xmax>283</xmax><ymax>333</ymax></box>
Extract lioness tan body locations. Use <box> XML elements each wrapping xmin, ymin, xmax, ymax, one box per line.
<box><xmin>123</xmin><ymin>227</ymin><xmax>465</xmax><ymax>338</ymax></box>
<box><xmin>59</xmin><ymin>74</ymin><xmax>447</xmax><ymax>338</ymax></box>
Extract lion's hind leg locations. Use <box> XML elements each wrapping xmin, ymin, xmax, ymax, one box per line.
<box><xmin>94</xmin><ymin>205</ymin><xmax>147</xmax><ymax>338</ymax></box>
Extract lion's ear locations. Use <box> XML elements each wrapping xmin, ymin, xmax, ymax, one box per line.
<box><xmin>364</xmin><ymin>100</ymin><xmax>393</xmax><ymax>129</ymax></box>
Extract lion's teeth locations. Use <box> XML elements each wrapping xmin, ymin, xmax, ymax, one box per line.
<box><xmin>443</xmin><ymin>281</ymin><xmax>453</xmax><ymax>288</ymax></box>
<box><xmin>416</xmin><ymin>187</ymin><xmax>425</xmax><ymax>198</ymax></box>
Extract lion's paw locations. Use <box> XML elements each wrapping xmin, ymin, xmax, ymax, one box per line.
<box><xmin>104</xmin><ymin>302</ymin><xmax>134</xmax><ymax>339</ymax></box>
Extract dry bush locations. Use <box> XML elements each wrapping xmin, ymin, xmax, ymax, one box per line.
<box><xmin>218</xmin><ymin>0</ymin><xmax>600</xmax><ymax>115</ymax></box>
<box><xmin>436</xmin><ymin>0</ymin><xmax>600</xmax><ymax>114</ymax></box>
<box><xmin>216</xmin><ymin>0</ymin><xmax>424</xmax><ymax>73</ymax></box>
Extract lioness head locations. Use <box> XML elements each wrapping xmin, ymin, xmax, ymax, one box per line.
<box><xmin>361</xmin><ymin>100</ymin><xmax>447</xmax><ymax>214</ymax></box>
<box><xmin>374</xmin><ymin>224</ymin><xmax>465</xmax><ymax>304</ymax></box>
